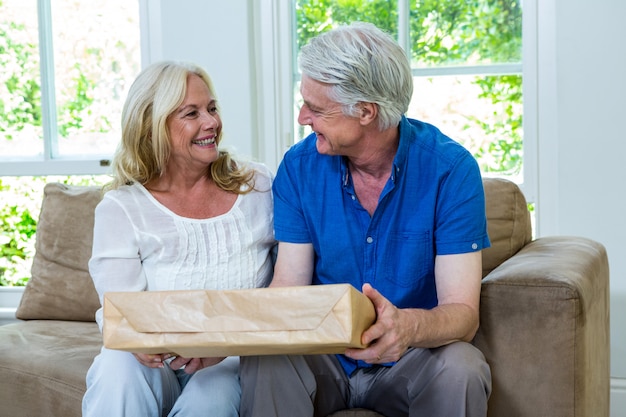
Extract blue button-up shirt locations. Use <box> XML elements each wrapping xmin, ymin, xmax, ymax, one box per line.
<box><xmin>273</xmin><ymin>116</ymin><xmax>490</xmax><ymax>375</ymax></box>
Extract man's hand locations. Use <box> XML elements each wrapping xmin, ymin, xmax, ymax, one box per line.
<box><xmin>344</xmin><ymin>283</ymin><xmax>414</xmax><ymax>364</ymax></box>
<box><xmin>345</xmin><ymin>253</ymin><xmax>482</xmax><ymax>364</ymax></box>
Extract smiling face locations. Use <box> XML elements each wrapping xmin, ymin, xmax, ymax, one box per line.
<box><xmin>297</xmin><ymin>75</ymin><xmax>364</xmax><ymax>156</ymax></box>
<box><xmin>166</xmin><ymin>73</ymin><xmax>221</xmax><ymax>172</ymax></box>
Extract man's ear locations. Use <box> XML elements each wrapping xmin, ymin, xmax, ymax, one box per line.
<box><xmin>358</xmin><ymin>102</ymin><xmax>378</xmax><ymax>126</ymax></box>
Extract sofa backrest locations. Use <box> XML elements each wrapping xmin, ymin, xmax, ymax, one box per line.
<box><xmin>15</xmin><ymin>178</ymin><xmax>532</xmax><ymax>322</ymax></box>
<box><xmin>481</xmin><ymin>177</ymin><xmax>533</xmax><ymax>277</ymax></box>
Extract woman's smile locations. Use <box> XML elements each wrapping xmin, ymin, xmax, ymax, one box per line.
<box><xmin>192</xmin><ymin>136</ymin><xmax>216</xmax><ymax>147</ymax></box>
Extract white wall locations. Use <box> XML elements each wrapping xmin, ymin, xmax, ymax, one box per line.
<box><xmin>150</xmin><ymin>0</ymin><xmax>626</xmax><ymax>411</ymax></box>
<box><xmin>537</xmin><ymin>0</ymin><xmax>626</xmax><ymax>384</ymax></box>
<box><xmin>143</xmin><ymin>0</ymin><xmax>259</xmax><ymax>161</ymax></box>
<box><xmin>531</xmin><ymin>0</ymin><xmax>626</xmax><ymax>413</ymax></box>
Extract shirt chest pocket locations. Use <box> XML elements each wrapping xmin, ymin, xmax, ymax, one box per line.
<box><xmin>379</xmin><ymin>230</ymin><xmax>434</xmax><ymax>288</ymax></box>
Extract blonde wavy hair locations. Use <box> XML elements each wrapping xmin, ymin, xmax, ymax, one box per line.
<box><xmin>107</xmin><ymin>61</ymin><xmax>254</xmax><ymax>193</ymax></box>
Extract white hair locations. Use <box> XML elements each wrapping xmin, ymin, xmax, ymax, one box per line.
<box><xmin>298</xmin><ymin>22</ymin><xmax>413</xmax><ymax>130</ymax></box>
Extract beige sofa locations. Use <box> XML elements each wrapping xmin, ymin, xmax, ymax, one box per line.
<box><xmin>0</xmin><ymin>178</ymin><xmax>610</xmax><ymax>417</ymax></box>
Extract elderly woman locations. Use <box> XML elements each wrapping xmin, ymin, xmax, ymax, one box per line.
<box><xmin>82</xmin><ymin>61</ymin><xmax>275</xmax><ymax>417</ymax></box>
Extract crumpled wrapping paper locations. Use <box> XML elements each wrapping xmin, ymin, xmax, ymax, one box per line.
<box><xmin>103</xmin><ymin>284</ymin><xmax>376</xmax><ymax>357</ymax></box>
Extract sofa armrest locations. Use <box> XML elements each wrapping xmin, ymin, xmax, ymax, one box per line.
<box><xmin>474</xmin><ymin>236</ymin><xmax>610</xmax><ymax>417</ymax></box>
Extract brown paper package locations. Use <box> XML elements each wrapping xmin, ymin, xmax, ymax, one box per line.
<box><xmin>103</xmin><ymin>284</ymin><xmax>376</xmax><ymax>358</ymax></box>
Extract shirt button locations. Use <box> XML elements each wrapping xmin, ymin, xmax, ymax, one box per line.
<box><xmin>472</xmin><ymin>243</ymin><xmax>478</xmax><ymax>250</ymax></box>
<box><xmin>351</xmin><ymin>195</ymin><xmax>356</xmax><ymax>200</ymax></box>
<box><xmin>366</xmin><ymin>236</ymin><xmax>374</xmax><ymax>243</ymax></box>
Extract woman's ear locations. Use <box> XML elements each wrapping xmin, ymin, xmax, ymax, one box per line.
<box><xmin>358</xmin><ymin>102</ymin><xmax>378</xmax><ymax>126</ymax></box>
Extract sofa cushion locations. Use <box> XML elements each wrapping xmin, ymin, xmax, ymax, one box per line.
<box><xmin>0</xmin><ymin>320</ymin><xmax>101</xmax><ymax>417</ymax></box>
<box><xmin>16</xmin><ymin>183</ymin><xmax>103</xmax><ymax>321</ymax></box>
<box><xmin>481</xmin><ymin>178</ymin><xmax>532</xmax><ymax>277</ymax></box>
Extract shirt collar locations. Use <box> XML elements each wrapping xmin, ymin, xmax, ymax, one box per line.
<box><xmin>340</xmin><ymin>115</ymin><xmax>411</xmax><ymax>187</ymax></box>
<box><xmin>391</xmin><ymin>116</ymin><xmax>411</xmax><ymax>183</ymax></box>
<box><xmin>340</xmin><ymin>116</ymin><xmax>411</xmax><ymax>188</ymax></box>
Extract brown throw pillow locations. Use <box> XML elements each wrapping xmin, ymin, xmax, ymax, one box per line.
<box><xmin>16</xmin><ymin>183</ymin><xmax>103</xmax><ymax>321</ymax></box>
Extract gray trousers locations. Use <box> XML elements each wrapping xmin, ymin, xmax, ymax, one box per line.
<box><xmin>240</xmin><ymin>342</ymin><xmax>491</xmax><ymax>417</ymax></box>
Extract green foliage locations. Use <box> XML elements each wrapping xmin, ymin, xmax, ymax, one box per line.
<box><xmin>296</xmin><ymin>0</ymin><xmax>398</xmax><ymax>49</ymax></box>
<box><xmin>409</xmin><ymin>0</ymin><xmax>521</xmax><ymax>66</ymax></box>
<box><xmin>0</xmin><ymin>205</ymin><xmax>36</xmax><ymax>286</ymax></box>
<box><xmin>0</xmin><ymin>2</ymin><xmax>125</xmax><ymax>142</ymax></box>
<box><xmin>0</xmin><ymin>175</ymin><xmax>109</xmax><ymax>286</ymax></box>
<box><xmin>0</xmin><ymin>21</ymin><xmax>42</xmax><ymax>139</ymax></box>
<box><xmin>470</xmin><ymin>75</ymin><xmax>523</xmax><ymax>174</ymax></box>
<box><xmin>57</xmin><ymin>63</ymin><xmax>96</xmax><ymax>137</ymax></box>
<box><xmin>0</xmin><ymin>178</ymin><xmax>39</xmax><ymax>286</ymax></box>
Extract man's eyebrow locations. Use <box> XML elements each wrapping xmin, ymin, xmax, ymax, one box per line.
<box><xmin>303</xmin><ymin>100</ymin><xmax>321</xmax><ymax>111</ymax></box>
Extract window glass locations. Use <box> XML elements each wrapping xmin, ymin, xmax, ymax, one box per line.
<box><xmin>51</xmin><ymin>1</ymin><xmax>140</xmax><ymax>157</ymax></box>
<box><xmin>410</xmin><ymin>0</ymin><xmax>522</xmax><ymax>67</ymax></box>
<box><xmin>295</xmin><ymin>0</ymin><xmax>398</xmax><ymax>51</ymax></box>
<box><xmin>0</xmin><ymin>0</ymin><xmax>41</xmax><ymax>158</ymax></box>
<box><xmin>408</xmin><ymin>74</ymin><xmax>522</xmax><ymax>176</ymax></box>
<box><xmin>0</xmin><ymin>0</ymin><xmax>140</xmax><ymax>161</ymax></box>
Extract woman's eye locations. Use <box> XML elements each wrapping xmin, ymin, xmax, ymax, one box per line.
<box><xmin>186</xmin><ymin>110</ymin><xmax>198</xmax><ymax>117</ymax></box>
<box><xmin>209</xmin><ymin>107</ymin><xmax>218</xmax><ymax>113</ymax></box>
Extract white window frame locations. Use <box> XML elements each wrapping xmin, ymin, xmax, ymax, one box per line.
<box><xmin>521</xmin><ymin>0</ymin><xmax>538</xmax><ymax>205</ymax></box>
<box><xmin>251</xmin><ymin>0</ymin><xmax>295</xmax><ymax>172</ymax></box>
<box><xmin>0</xmin><ymin>0</ymin><xmax>148</xmax><ymax>177</ymax></box>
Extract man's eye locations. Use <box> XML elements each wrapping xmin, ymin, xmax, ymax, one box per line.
<box><xmin>209</xmin><ymin>107</ymin><xmax>218</xmax><ymax>113</ymax></box>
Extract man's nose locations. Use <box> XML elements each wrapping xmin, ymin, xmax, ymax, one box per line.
<box><xmin>297</xmin><ymin>105</ymin><xmax>311</xmax><ymax>126</ymax></box>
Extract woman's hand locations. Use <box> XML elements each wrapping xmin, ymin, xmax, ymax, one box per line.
<box><xmin>133</xmin><ymin>352</ymin><xmax>225</xmax><ymax>374</ymax></box>
<box><xmin>133</xmin><ymin>352</ymin><xmax>174</xmax><ymax>368</ymax></box>
<box><xmin>169</xmin><ymin>356</ymin><xmax>225</xmax><ymax>374</ymax></box>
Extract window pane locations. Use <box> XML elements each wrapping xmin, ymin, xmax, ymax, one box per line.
<box><xmin>410</xmin><ymin>0</ymin><xmax>522</xmax><ymax>67</ymax></box>
<box><xmin>295</xmin><ymin>0</ymin><xmax>398</xmax><ymax>50</ymax></box>
<box><xmin>0</xmin><ymin>0</ymin><xmax>42</xmax><ymax>158</ymax></box>
<box><xmin>408</xmin><ymin>74</ymin><xmax>523</xmax><ymax>176</ymax></box>
<box><xmin>51</xmin><ymin>0</ymin><xmax>140</xmax><ymax>157</ymax></box>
